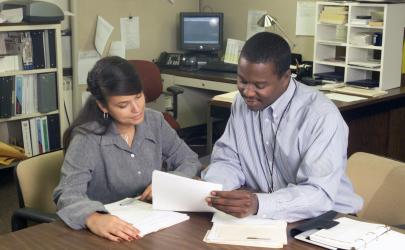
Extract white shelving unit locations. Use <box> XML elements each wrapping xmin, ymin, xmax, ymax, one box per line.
<box><xmin>314</xmin><ymin>1</ymin><xmax>405</xmax><ymax>90</ymax></box>
<box><xmin>0</xmin><ymin>23</ymin><xmax>67</xmax><ymax>164</ymax></box>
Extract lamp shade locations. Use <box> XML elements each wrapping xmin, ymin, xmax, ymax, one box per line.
<box><xmin>256</xmin><ymin>13</ymin><xmax>295</xmax><ymax>49</ymax></box>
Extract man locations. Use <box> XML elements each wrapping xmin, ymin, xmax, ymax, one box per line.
<box><xmin>202</xmin><ymin>32</ymin><xmax>363</xmax><ymax>222</ymax></box>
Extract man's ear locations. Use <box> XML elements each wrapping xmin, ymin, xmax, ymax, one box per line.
<box><xmin>96</xmin><ymin>100</ymin><xmax>108</xmax><ymax>114</ymax></box>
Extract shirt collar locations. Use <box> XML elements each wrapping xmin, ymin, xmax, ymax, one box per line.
<box><xmin>100</xmin><ymin>116</ymin><xmax>157</xmax><ymax>147</ymax></box>
<box><xmin>263</xmin><ymin>77</ymin><xmax>296</xmax><ymax>123</ymax></box>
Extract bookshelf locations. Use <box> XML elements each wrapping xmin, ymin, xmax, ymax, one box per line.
<box><xmin>0</xmin><ymin>23</ymin><xmax>67</xmax><ymax>167</ymax></box>
<box><xmin>314</xmin><ymin>1</ymin><xmax>405</xmax><ymax>90</ymax></box>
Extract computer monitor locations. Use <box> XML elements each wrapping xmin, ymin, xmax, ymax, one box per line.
<box><xmin>180</xmin><ymin>12</ymin><xmax>223</xmax><ymax>53</ymax></box>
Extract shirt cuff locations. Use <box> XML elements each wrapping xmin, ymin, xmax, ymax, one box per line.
<box><xmin>255</xmin><ymin>193</ymin><xmax>279</xmax><ymax>219</ymax></box>
<box><xmin>57</xmin><ymin>201</ymin><xmax>107</xmax><ymax>230</ymax></box>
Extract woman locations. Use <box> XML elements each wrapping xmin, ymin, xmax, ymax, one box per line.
<box><xmin>53</xmin><ymin>56</ymin><xmax>201</xmax><ymax>242</ymax></box>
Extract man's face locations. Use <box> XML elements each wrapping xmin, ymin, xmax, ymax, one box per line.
<box><xmin>237</xmin><ymin>57</ymin><xmax>290</xmax><ymax>111</ymax></box>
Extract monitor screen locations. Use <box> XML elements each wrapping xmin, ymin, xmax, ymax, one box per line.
<box><xmin>180</xmin><ymin>12</ymin><xmax>223</xmax><ymax>52</ymax></box>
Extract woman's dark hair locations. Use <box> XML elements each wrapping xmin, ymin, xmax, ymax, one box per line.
<box><xmin>63</xmin><ymin>56</ymin><xmax>142</xmax><ymax>150</ymax></box>
<box><xmin>240</xmin><ymin>32</ymin><xmax>291</xmax><ymax>78</ymax></box>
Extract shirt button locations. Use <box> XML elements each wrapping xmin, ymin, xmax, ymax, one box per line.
<box><xmin>130</xmin><ymin>154</ymin><xmax>135</xmax><ymax>158</ymax></box>
<box><xmin>262</xmin><ymin>214</ymin><xmax>267</xmax><ymax>218</ymax></box>
<box><xmin>265</xmin><ymin>118</ymin><xmax>269</xmax><ymax>123</ymax></box>
<box><xmin>265</xmin><ymin>141</ymin><xmax>269</xmax><ymax>145</ymax></box>
<box><xmin>137</xmin><ymin>171</ymin><xmax>142</xmax><ymax>175</ymax></box>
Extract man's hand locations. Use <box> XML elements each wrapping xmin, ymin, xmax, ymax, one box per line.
<box><xmin>206</xmin><ymin>190</ymin><xmax>259</xmax><ymax>218</ymax></box>
<box><xmin>85</xmin><ymin>212</ymin><xmax>140</xmax><ymax>242</ymax></box>
<box><xmin>139</xmin><ymin>184</ymin><xmax>152</xmax><ymax>201</ymax></box>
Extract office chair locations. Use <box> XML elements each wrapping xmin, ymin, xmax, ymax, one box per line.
<box><xmin>346</xmin><ymin>152</ymin><xmax>405</xmax><ymax>228</ymax></box>
<box><xmin>129</xmin><ymin>60</ymin><xmax>184</xmax><ymax>130</ymax></box>
<box><xmin>11</xmin><ymin>150</ymin><xmax>63</xmax><ymax>231</ymax></box>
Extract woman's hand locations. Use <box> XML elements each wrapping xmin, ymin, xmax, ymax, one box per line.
<box><xmin>139</xmin><ymin>184</ymin><xmax>152</xmax><ymax>201</ymax></box>
<box><xmin>85</xmin><ymin>212</ymin><xmax>141</xmax><ymax>242</ymax></box>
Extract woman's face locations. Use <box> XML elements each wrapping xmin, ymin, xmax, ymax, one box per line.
<box><xmin>98</xmin><ymin>93</ymin><xmax>146</xmax><ymax>128</ymax></box>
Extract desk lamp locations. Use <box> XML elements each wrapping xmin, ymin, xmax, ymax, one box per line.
<box><xmin>257</xmin><ymin>13</ymin><xmax>296</xmax><ymax>49</ymax></box>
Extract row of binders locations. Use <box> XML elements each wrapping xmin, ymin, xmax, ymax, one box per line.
<box><xmin>0</xmin><ymin>29</ymin><xmax>57</xmax><ymax>71</ymax></box>
<box><xmin>21</xmin><ymin>114</ymin><xmax>60</xmax><ymax>157</ymax></box>
<box><xmin>0</xmin><ymin>73</ymin><xmax>57</xmax><ymax>118</ymax></box>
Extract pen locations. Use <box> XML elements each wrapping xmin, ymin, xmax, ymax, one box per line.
<box><xmin>246</xmin><ymin>237</ymin><xmax>272</xmax><ymax>240</ymax></box>
<box><xmin>119</xmin><ymin>196</ymin><xmax>141</xmax><ymax>206</ymax></box>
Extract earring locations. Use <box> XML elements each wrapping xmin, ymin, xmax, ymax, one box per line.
<box><xmin>103</xmin><ymin>112</ymin><xmax>109</xmax><ymax>120</ymax></box>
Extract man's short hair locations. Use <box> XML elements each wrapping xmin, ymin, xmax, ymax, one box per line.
<box><xmin>240</xmin><ymin>32</ymin><xmax>291</xmax><ymax>78</ymax></box>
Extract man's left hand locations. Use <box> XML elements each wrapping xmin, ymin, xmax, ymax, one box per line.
<box><xmin>206</xmin><ymin>190</ymin><xmax>259</xmax><ymax>218</ymax></box>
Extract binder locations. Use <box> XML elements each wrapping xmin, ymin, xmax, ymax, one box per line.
<box><xmin>29</xmin><ymin>118</ymin><xmax>39</xmax><ymax>156</ymax></box>
<box><xmin>21</xmin><ymin>120</ymin><xmax>32</xmax><ymax>157</ymax></box>
<box><xmin>37</xmin><ymin>73</ymin><xmax>57</xmax><ymax>113</ymax></box>
<box><xmin>47</xmin><ymin>29</ymin><xmax>57</xmax><ymax>68</ymax></box>
<box><xmin>0</xmin><ymin>76</ymin><xmax>14</xmax><ymax>118</ymax></box>
<box><xmin>30</xmin><ymin>30</ymin><xmax>45</xmax><ymax>69</ymax></box>
<box><xmin>47</xmin><ymin>114</ymin><xmax>60</xmax><ymax>151</ymax></box>
<box><xmin>40</xmin><ymin>116</ymin><xmax>49</xmax><ymax>152</ymax></box>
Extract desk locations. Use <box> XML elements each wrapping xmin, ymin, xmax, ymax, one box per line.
<box><xmin>208</xmin><ymin>87</ymin><xmax>405</xmax><ymax>162</ymax></box>
<box><xmin>0</xmin><ymin>213</ymin><xmax>321</xmax><ymax>250</ymax></box>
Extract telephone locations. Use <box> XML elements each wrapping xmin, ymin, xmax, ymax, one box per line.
<box><xmin>157</xmin><ymin>52</ymin><xmax>183</xmax><ymax>68</ymax></box>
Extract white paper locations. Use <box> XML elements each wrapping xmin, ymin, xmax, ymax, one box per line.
<box><xmin>120</xmin><ymin>17</ymin><xmax>140</xmax><ymax>50</ymax></box>
<box><xmin>108</xmin><ymin>41</ymin><xmax>126</xmax><ymax>58</ymax></box>
<box><xmin>212</xmin><ymin>211</ymin><xmax>287</xmax><ymax>227</ymax></box>
<box><xmin>152</xmin><ymin>170</ymin><xmax>222</xmax><ymax>212</ymax></box>
<box><xmin>246</xmin><ymin>10</ymin><xmax>266</xmax><ymax>40</ymax></box>
<box><xmin>105</xmin><ymin>198</ymin><xmax>189</xmax><ymax>237</ymax></box>
<box><xmin>0</xmin><ymin>8</ymin><xmax>23</xmax><ymax>23</ymax></box>
<box><xmin>95</xmin><ymin>16</ymin><xmax>114</xmax><ymax>56</ymax></box>
<box><xmin>325</xmin><ymin>93</ymin><xmax>367</xmax><ymax>102</ymax></box>
<box><xmin>77</xmin><ymin>50</ymin><xmax>100</xmax><ymax>85</ymax></box>
<box><xmin>212</xmin><ymin>91</ymin><xmax>239</xmax><ymax>103</ymax></box>
<box><xmin>296</xmin><ymin>1</ymin><xmax>316</xmax><ymax>36</ymax></box>
<box><xmin>224</xmin><ymin>39</ymin><xmax>245</xmax><ymax>65</ymax></box>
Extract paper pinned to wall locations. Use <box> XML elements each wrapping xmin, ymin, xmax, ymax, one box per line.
<box><xmin>120</xmin><ymin>17</ymin><xmax>140</xmax><ymax>50</ymax></box>
<box><xmin>77</xmin><ymin>50</ymin><xmax>100</xmax><ymax>85</ymax></box>
<box><xmin>95</xmin><ymin>16</ymin><xmax>114</xmax><ymax>56</ymax></box>
<box><xmin>296</xmin><ymin>1</ymin><xmax>316</xmax><ymax>36</ymax></box>
<box><xmin>246</xmin><ymin>10</ymin><xmax>265</xmax><ymax>40</ymax></box>
<box><xmin>108</xmin><ymin>41</ymin><xmax>126</xmax><ymax>58</ymax></box>
<box><xmin>224</xmin><ymin>39</ymin><xmax>245</xmax><ymax>64</ymax></box>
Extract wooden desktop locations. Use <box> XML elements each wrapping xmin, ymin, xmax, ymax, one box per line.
<box><xmin>0</xmin><ymin>213</ymin><xmax>321</xmax><ymax>250</ymax></box>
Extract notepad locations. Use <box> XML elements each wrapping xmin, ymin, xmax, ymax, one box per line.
<box><xmin>105</xmin><ymin>198</ymin><xmax>189</xmax><ymax>237</ymax></box>
<box><xmin>331</xmin><ymin>86</ymin><xmax>387</xmax><ymax>98</ymax></box>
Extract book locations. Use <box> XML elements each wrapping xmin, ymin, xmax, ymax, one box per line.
<box><xmin>0</xmin><ymin>76</ymin><xmax>14</xmax><ymax>118</ymax></box>
<box><xmin>29</xmin><ymin>118</ymin><xmax>39</xmax><ymax>156</ymax></box>
<box><xmin>30</xmin><ymin>30</ymin><xmax>45</xmax><ymax>69</ymax></box>
<box><xmin>40</xmin><ymin>116</ymin><xmax>49</xmax><ymax>152</ymax></box>
<box><xmin>37</xmin><ymin>73</ymin><xmax>57</xmax><ymax>113</ymax></box>
<box><xmin>21</xmin><ymin>120</ymin><xmax>32</xmax><ymax>157</ymax></box>
<box><xmin>47</xmin><ymin>114</ymin><xmax>60</xmax><ymax>151</ymax></box>
<box><xmin>105</xmin><ymin>198</ymin><xmax>189</xmax><ymax>237</ymax></box>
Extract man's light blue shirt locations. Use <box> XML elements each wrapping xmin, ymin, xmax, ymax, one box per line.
<box><xmin>202</xmin><ymin>79</ymin><xmax>363</xmax><ymax>222</ymax></box>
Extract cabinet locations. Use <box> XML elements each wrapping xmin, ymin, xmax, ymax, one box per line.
<box><xmin>314</xmin><ymin>1</ymin><xmax>405</xmax><ymax>90</ymax></box>
<box><xmin>0</xmin><ymin>23</ymin><xmax>67</xmax><ymax>164</ymax></box>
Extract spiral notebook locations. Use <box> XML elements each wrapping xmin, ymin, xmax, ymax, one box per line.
<box><xmin>302</xmin><ymin>217</ymin><xmax>405</xmax><ymax>250</ymax></box>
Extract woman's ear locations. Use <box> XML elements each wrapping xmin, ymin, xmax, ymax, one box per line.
<box><xmin>96</xmin><ymin>100</ymin><xmax>108</xmax><ymax>114</ymax></box>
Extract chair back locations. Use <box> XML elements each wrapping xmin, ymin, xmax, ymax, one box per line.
<box><xmin>128</xmin><ymin>60</ymin><xmax>162</xmax><ymax>103</ymax></box>
<box><xmin>347</xmin><ymin>152</ymin><xmax>405</xmax><ymax>226</ymax></box>
<box><xmin>15</xmin><ymin>150</ymin><xmax>64</xmax><ymax>214</ymax></box>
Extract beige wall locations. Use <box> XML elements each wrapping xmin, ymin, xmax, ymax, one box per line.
<box><xmin>71</xmin><ymin>0</ymin><xmax>199</xmax><ymax>115</ymax></box>
<box><xmin>200</xmin><ymin>0</ymin><xmax>316</xmax><ymax>61</ymax></box>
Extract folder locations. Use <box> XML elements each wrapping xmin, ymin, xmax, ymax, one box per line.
<box><xmin>37</xmin><ymin>73</ymin><xmax>57</xmax><ymax>113</ymax></box>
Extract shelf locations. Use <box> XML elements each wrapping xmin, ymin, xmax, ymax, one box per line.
<box><xmin>0</xmin><ymin>68</ymin><xmax>58</xmax><ymax>77</ymax></box>
<box><xmin>348</xmin><ymin>44</ymin><xmax>382</xmax><ymax>50</ymax></box>
<box><xmin>317</xmin><ymin>40</ymin><xmax>347</xmax><ymax>46</ymax></box>
<box><xmin>349</xmin><ymin>24</ymin><xmax>383</xmax><ymax>29</ymax></box>
<box><xmin>0</xmin><ymin>110</ymin><xmax>59</xmax><ymax>123</ymax></box>
<box><xmin>347</xmin><ymin>65</ymin><xmax>381</xmax><ymax>72</ymax></box>
<box><xmin>315</xmin><ymin>60</ymin><xmax>346</xmax><ymax>67</ymax></box>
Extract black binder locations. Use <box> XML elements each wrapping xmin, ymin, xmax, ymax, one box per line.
<box><xmin>0</xmin><ymin>76</ymin><xmax>15</xmax><ymax>118</ymax></box>
<box><xmin>47</xmin><ymin>29</ymin><xmax>57</xmax><ymax>68</ymax></box>
<box><xmin>30</xmin><ymin>30</ymin><xmax>45</xmax><ymax>69</ymax></box>
<box><xmin>47</xmin><ymin>114</ymin><xmax>60</xmax><ymax>151</ymax></box>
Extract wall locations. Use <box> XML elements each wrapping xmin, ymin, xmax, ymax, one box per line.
<box><xmin>71</xmin><ymin>0</ymin><xmax>199</xmax><ymax>115</ymax></box>
<box><xmin>200</xmin><ymin>0</ymin><xmax>316</xmax><ymax>61</ymax></box>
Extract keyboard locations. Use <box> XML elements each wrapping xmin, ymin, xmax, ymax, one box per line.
<box><xmin>199</xmin><ymin>61</ymin><xmax>237</xmax><ymax>73</ymax></box>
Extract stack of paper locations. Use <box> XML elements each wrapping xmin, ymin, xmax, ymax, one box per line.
<box><xmin>319</xmin><ymin>6</ymin><xmax>348</xmax><ymax>25</ymax></box>
<box><xmin>331</xmin><ymin>86</ymin><xmax>387</xmax><ymax>98</ymax></box>
<box><xmin>212</xmin><ymin>91</ymin><xmax>239</xmax><ymax>103</ymax></box>
<box><xmin>105</xmin><ymin>198</ymin><xmax>189</xmax><ymax>237</ymax></box>
<box><xmin>203</xmin><ymin>211</ymin><xmax>287</xmax><ymax>248</ymax></box>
